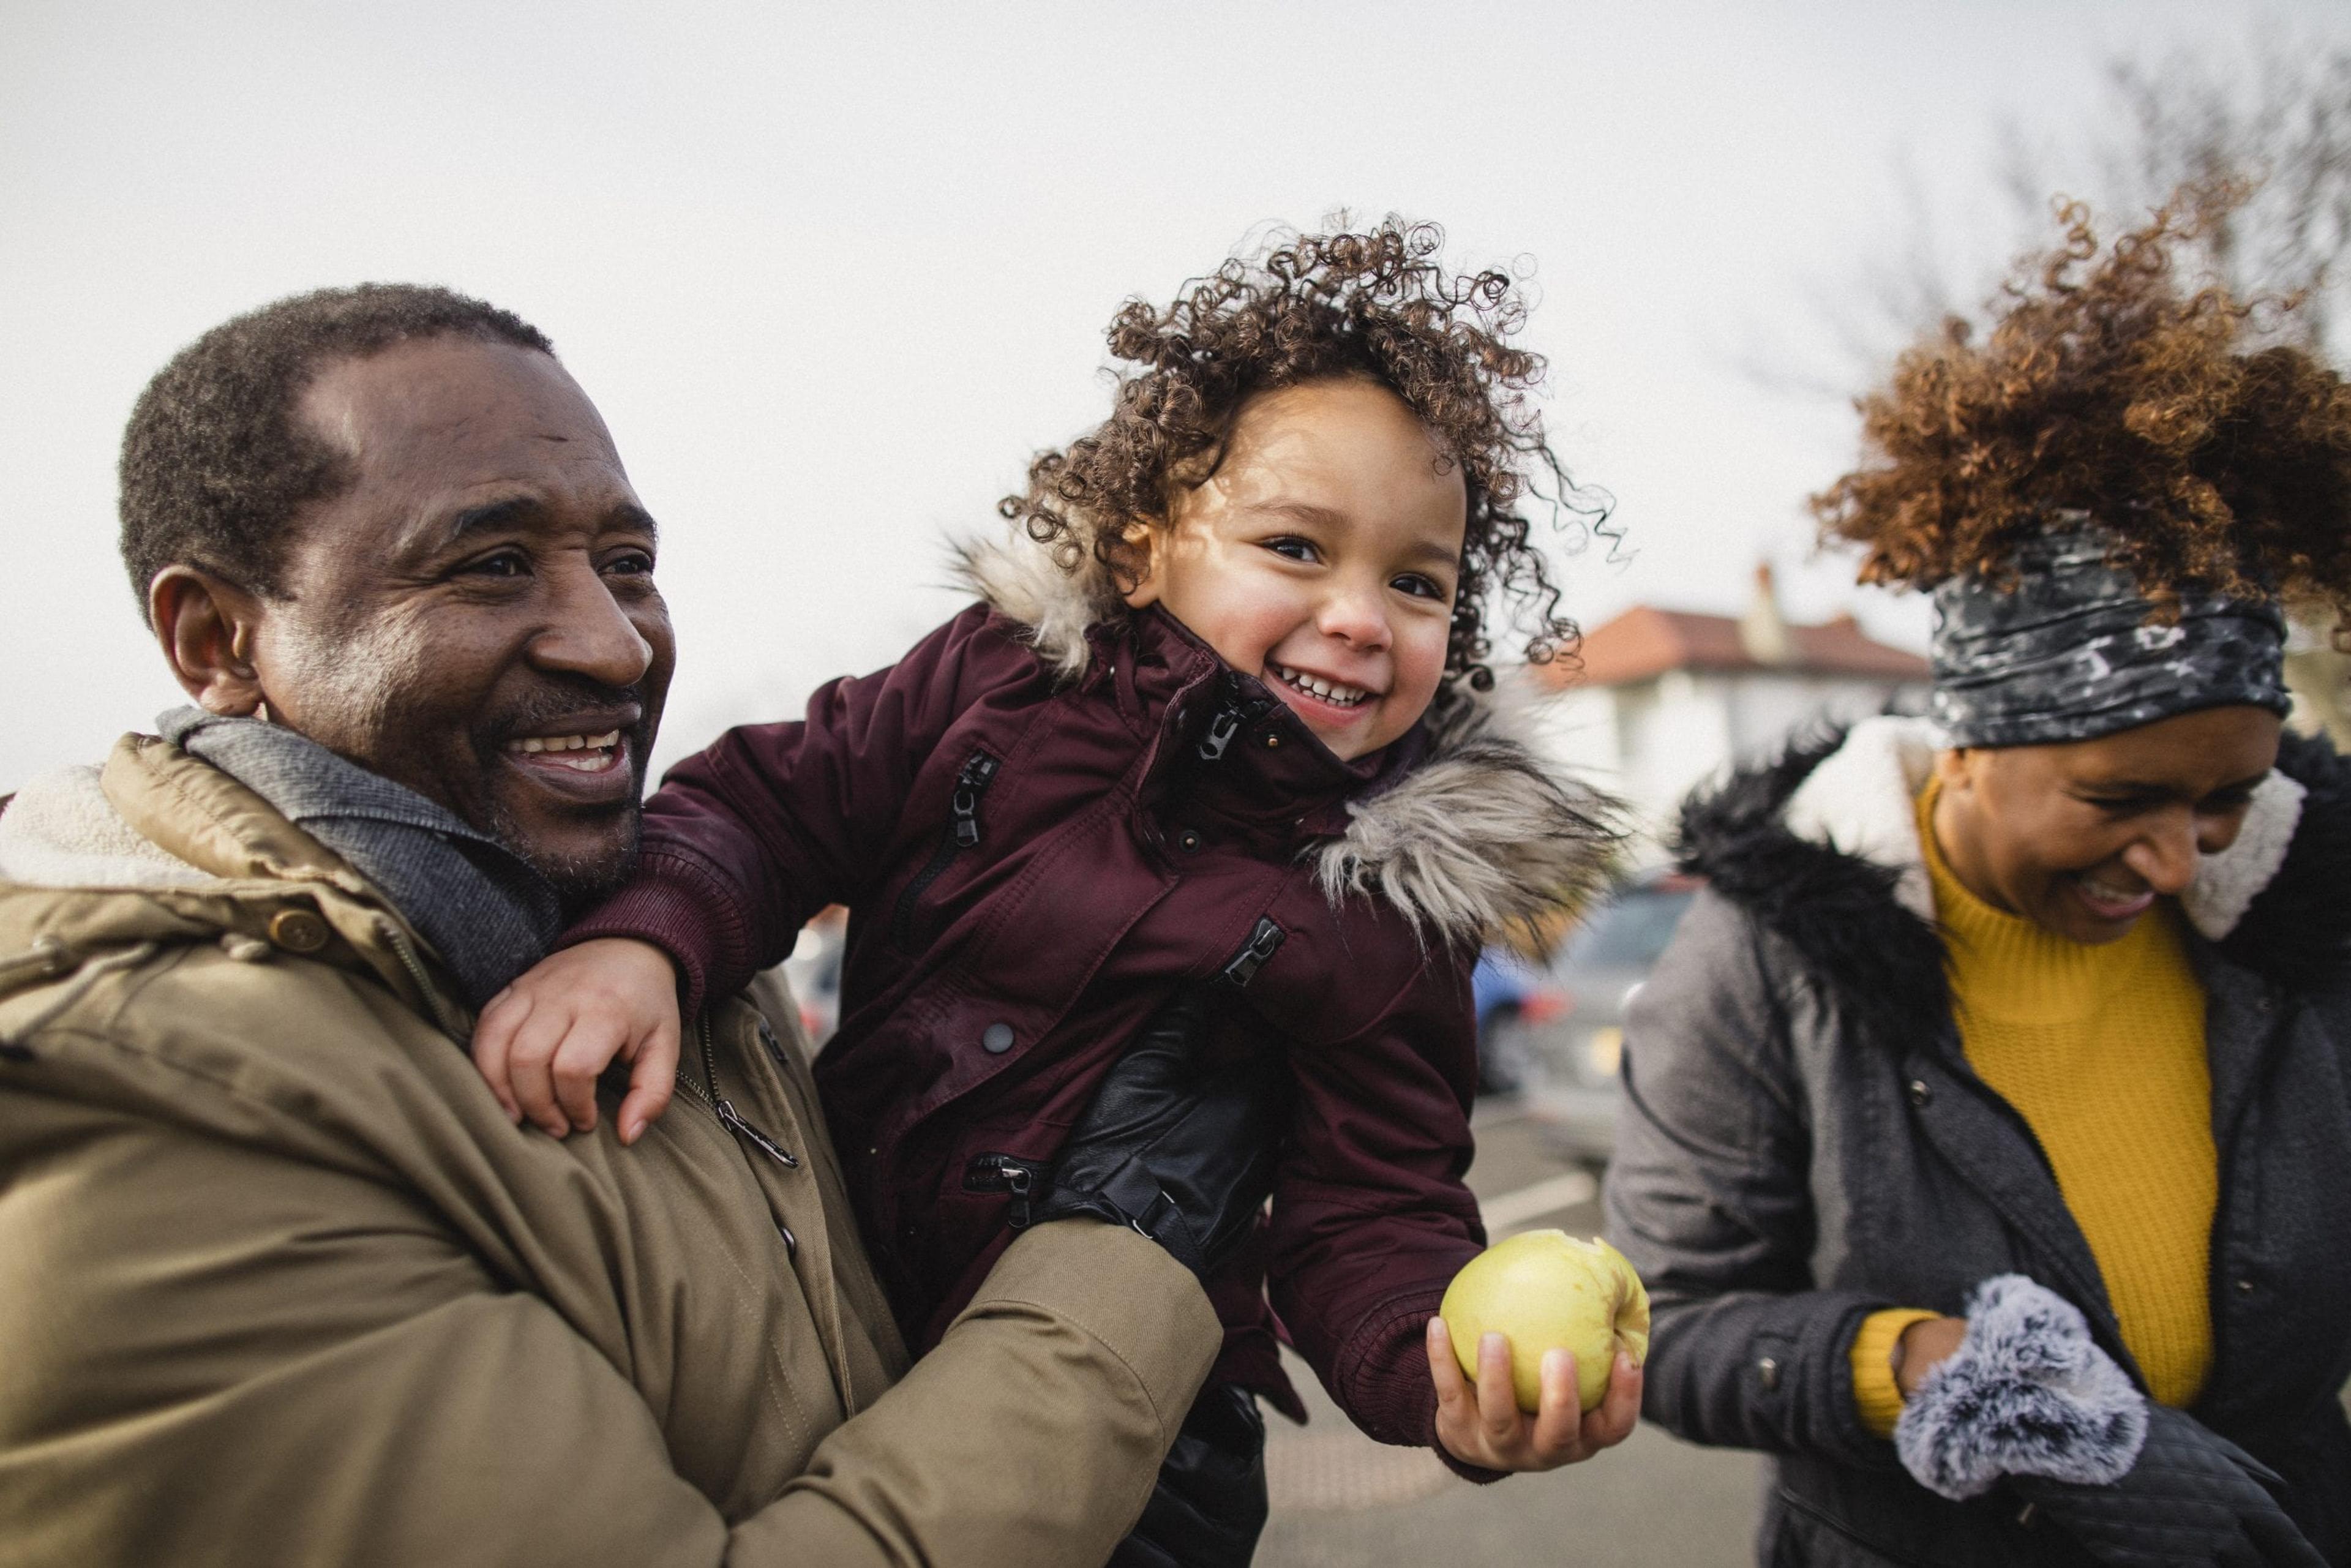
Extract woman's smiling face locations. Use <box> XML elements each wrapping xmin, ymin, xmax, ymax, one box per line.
<box><xmin>1930</xmin><ymin>704</ymin><xmax>2283</xmax><ymax>943</ymax></box>
<box><xmin>1122</xmin><ymin>378</ymin><xmax>1468</xmax><ymax>761</ymax></box>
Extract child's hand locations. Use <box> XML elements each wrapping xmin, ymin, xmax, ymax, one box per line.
<box><xmin>1425</xmin><ymin>1316</ymin><xmax>1641</xmax><ymax>1472</ymax></box>
<box><xmin>471</xmin><ymin>939</ymin><xmax>683</xmax><ymax>1144</ymax></box>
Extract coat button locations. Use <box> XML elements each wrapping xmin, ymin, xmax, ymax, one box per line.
<box><xmin>1176</xmin><ymin>828</ymin><xmax>1204</xmax><ymax>854</ymax></box>
<box><xmin>1907</xmin><ymin>1079</ymin><xmax>1932</xmax><ymax>1108</ymax></box>
<box><xmin>1757</xmin><ymin>1356</ymin><xmax>1781</xmax><ymax>1391</ymax></box>
<box><xmin>1262</xmin><ymin>733</ymin><xmax>1281</xmax><ymax>749</ymax></box>
<box><xmin>981</xmin><ymin>1022</ymin><xmax>1016</xmax><ymax>1054</ymax></box>
<box><xmin>268</xmin><ymin>909</ymin><xmax>329</xmax><ymax>954</ymax></box>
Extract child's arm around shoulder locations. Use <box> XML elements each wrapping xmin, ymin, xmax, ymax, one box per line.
<box><xmin>577</xmin><ymin>602</ymin><xmax>1033</xmax><ymax>1020</ymax></box>
<box><xmin>473</xmin><ymin>938</ymin><xmax>681</xmax><ymax>1142</ymax></box>
<box><xmin>471</xmin><ymin>604</ymin><xmax>1033</xmax><ymax>1142</ymax></box>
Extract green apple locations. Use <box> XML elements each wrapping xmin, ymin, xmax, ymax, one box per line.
<box><xmin>1440</xmin><ymin>1231</ymin><xmax>1651</xmax><ymax>1412</ymax></box>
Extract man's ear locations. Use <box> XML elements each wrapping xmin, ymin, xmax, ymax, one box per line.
<box><xmin>149</xmin><ymin>566</ymin><xmax>271</xmax><ymax>716</ymax></box>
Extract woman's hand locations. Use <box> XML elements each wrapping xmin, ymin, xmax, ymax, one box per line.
<box><xmin>1893</xmin><ymin>1315</ymin><xmax>1968</xmax><ymax>1398</ymax></box>
<box><xmin>1425</xmin><ymin>1316</ymin><xmax>1641</xmax><ymax>1472</ymax></box>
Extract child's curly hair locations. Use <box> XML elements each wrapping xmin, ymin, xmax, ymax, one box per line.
<box><xmin>1000</xmin><ymin>219</ymin><xmax>1608</xmax><ymax>688</ymax></box>
<box><xmin>1811</xmin><ymin>186</ymin><xmax>2351</xmax><ymax>628</ymax></box>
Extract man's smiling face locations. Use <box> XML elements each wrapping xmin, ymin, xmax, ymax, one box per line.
<box><xmin>249</xmin><ymin>336</ymin><xmax>674</xmax><ymax>901</ymax></box>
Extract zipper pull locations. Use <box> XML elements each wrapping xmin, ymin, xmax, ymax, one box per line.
<box><xmin>715</xmin><ymin>1098</ymin><xmax>800</xmax><ymax>1168</ymax></box>
<box><xmin>964</xmin><ymin>1152</ymin><xmax>1050</xmax><ymax>1228</ymax></box>
<box><xmin>1220</xmin><ymin>917</ymin><xmax>1287</xmax><ymax>988</ymax></box>
<box><xmin>1197</xmin><ymin>705</ymin><xmax>1242</xmax><ymax>762</ymax></box>
<box><xmin>951</xmin><ymin>752</ymin><xmax>1000</xmax><ymax>847</ymax></box>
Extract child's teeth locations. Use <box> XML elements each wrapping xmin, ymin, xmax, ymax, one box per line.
<box><xmin>1274</xmin><ymin>665</ymin><xmax>1367</xmax><ymax>707</ymax></box>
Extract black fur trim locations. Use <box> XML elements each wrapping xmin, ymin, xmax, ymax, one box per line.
<box><xmin>1673</xmin><ymin>726</ymin><xmax>1949</xmax><ymax>1055</ymax></box>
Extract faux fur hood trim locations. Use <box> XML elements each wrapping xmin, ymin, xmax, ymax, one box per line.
<box><xmin>949</xmin><ymin>530</ymin><xmax>1127</xmax><ymax>682</ymax></box>
<box><xmin>951</xmin><ymin>528</ymin><xmax>1626</xmax><ymax>944</ymax></box>
<box><xmin>1311</xmin><ymin>683</ymin><xmax>1625</xmax><ymax>945</ymax></box>
<box><xmin>0</xmin><ymin>763</ymin><xmax>223</xmax><ymax>891</ymax></box>
<box><xmin>1680</xmin><ymin>716</ymin><xmax>2351</xmax><ymax>1018</ymax></box>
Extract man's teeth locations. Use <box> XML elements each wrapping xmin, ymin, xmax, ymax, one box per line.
<box><xmin>507</xmin><ymin>731</ymin><xmax>622</xmax><ymax>770</ymax></box>
<box><xmin>1270</xmin><ymin>664</ymin><xmax>1371</xmax><ymax>708</ymax></box>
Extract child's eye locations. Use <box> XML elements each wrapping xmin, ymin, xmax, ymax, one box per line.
<box><xmin>1264</xmin><ymin>537</ymin><xmax>1321</xmax><ymax>564</ymax></box>
<box><xmin>1392</xmin><ymin>573</ymin><xmax>1449</xmax><ymax>601</ymax></box>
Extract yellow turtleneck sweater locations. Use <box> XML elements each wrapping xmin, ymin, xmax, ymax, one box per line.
<box><xmin>1848</xmin><ymin>780</ymin><xmax>2218</xmax><ymax>1435</ymax></box>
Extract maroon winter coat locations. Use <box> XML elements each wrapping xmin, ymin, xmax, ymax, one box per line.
<box><xmin>574</xmin><ymin>538</ymin><xmax>1617</xmax><ymax>1452</ymax></box>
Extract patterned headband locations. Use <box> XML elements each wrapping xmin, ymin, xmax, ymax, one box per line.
<box><xmin>1929</xmin><ymin>523</ymin><xmax>2290</xmax><ymax>748</ymax></box>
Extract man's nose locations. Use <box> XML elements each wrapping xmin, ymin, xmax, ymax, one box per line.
<box><xmin>2122</xmin><ymin>810</ymin><xmax>2201</xmax><ymax>896</ymax></box>
<box><xmin>530</xmin><ymin>558</ymin><xmax>653</xmax><ymax>687</ymax></box>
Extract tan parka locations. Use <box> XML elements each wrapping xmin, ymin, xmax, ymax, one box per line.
<box><xmin>0</xmin><ymin>736</ymin><xmax>1221</xmax><ymax>1567</ymax></box>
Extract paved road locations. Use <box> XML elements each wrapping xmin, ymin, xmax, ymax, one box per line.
<box><xmin>1257</xmin><ymin>1105</ymin><xmax>1766</xmax><ymax>1567</ymax></box>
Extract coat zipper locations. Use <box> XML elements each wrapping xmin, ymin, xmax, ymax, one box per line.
<box><xmin>890</xmin><ymin>749</ymin><xmax>1001</xmax><ymax>950</ymax></box>
<box><xmin>675</xmin><ymin>1017</ymin><xmax>800</xmax><ymax>1169</ymax></box>
<box><xmin>2201</xmin><ymin>980</ymin><xmax>2282</xmax><ymax>1400</ymax></box>
<box><xmin>674</xmin><ymin>1017</ymin><xmax>801</xmax><ymax>1255</ymax></box>
<box><xmin>375</xmin><ymin>917</ymin><xmax>469</xmax><ymax>1040</ymax></box>
<box><xmin>1219</xmin><ymin>917</ymin><xmax>1286</xmax><ymax>988</ymax></box>
<box><xmin>964</xmin><ymin>1152</ymin><xmax>1051</xmax><ymax>1228</ymax></box>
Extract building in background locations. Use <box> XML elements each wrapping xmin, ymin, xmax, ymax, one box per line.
<box><xmin>1532</xmin><ymin>566</ymin><xmax>1929</xmax><ymax>850</ymax></box>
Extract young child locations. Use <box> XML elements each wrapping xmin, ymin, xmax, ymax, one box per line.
<box><xmin>474</xmin><ymin>221</ymin><xmax>1636</xmax><ymax>1502</ymax></box>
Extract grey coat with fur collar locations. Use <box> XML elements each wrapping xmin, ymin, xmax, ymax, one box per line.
<box><xmin>1607</xmin><ymin>717</ymin><xmax>2351</xmax><ymax>1566</ymax></box>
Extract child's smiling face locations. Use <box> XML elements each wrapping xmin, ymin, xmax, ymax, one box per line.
<box><xmin>1124</xmin><ymin>377</ymin><xmax>1467</xmax><ymax>760</ymax></box>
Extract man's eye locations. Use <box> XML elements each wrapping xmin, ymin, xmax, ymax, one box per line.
<box><xmin>460</xmin><ymin>550</ymin><xmax>530</xmax><ymax>579</ymax></box>
<box><xmin>602</xmin><ymin>550</ymin><xmax>656</xmax><ymax>577</ymax></box>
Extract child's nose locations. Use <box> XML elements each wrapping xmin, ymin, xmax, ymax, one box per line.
<box><xmin>1316</xmin><ymin>582</ymin><xmax>1391</xmax><ymax>650</ymax></box>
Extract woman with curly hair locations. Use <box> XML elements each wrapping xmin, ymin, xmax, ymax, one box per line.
<box><xmin>479</xmin><ymin>220</ymin><xmax>1640</xmax><ymax>1563</ymax></box>
<box><xmin>1610</xmin><ymin>191</ymin><xmax>2351</xmax><ymax>1567</ymax></box>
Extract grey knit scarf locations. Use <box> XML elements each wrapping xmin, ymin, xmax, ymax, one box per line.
<box><xmin>1929</xmin><ymin>523</ymin><xmax>2291</xmax><ymax>748</ymax></box>
<box><xmin>159</xmin><ymin>708</ymin><xmax>563</xmax><ymax>1008</ymax></box>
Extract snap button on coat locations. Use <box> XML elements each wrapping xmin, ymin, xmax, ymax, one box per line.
<box><xmin>981</xmin><ymin>1022</ymin><xmax>1016</xmax><ymax>1054</ymax></box>
<box><xmin>1907</xmin><ymin>1079</ymin><xmax>1932</xmax><ymax>1108</ymax></box>
<box><xmin>1757</xmin><ymin>1356</ymin><xmax>1782</xmax><ymax>1391</ymax></box>
<box><xmin>268</xmin><ymin>909</ymin><xmax>329</xmax><ymax>954</ymax></box>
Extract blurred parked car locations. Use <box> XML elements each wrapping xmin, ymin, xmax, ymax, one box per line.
<box><xmin>1482</xmin><ymin>871</ymin><xmax>1701</xmax><ymax>1163</ymax></box>
<box><xmin>781</xmin><ymin>906</ymin><xmax>847</xmax><ymax>1049</ymax></box>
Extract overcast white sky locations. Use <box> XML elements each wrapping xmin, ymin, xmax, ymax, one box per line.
<box><xmin>4</xmin><ymin>0</ymin><xmax>2341</xmax><ymax>790</ymax></box>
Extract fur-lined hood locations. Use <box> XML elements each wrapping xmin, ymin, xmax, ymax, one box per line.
<box><xmin>1676</xmin><ymin>715</ymin><xmax>2351</xmax><ymax>1044</ymax></box>
<box><xmin>950</xmin><ymin>531</ymin><xmax>1625</xmax><ymax>945</ymax></box>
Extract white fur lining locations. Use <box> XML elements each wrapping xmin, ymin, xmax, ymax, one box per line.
<box><xmin>948</xmin><ymin>532</ymin><xmax>1125</xmax><ymax>681</ymax></box>
<box><xmin>2181</xmin><ymin>770</ymin><xmax>2305</xmax><ymax>940</ymax></box>
<box><xmin>0</xmin><ymin>763</ymin><xmax>223</xmax><ymax>891</ymax></box>
<box><xmin>1780</xmin><ymin>715</ymin><xmax>2305</xmax><ymax>940</ymax></box>
<box><xmin>1784</xmin><ymin>716</ymin><xmax>1944</xmax><ymax>922</ymax></box>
